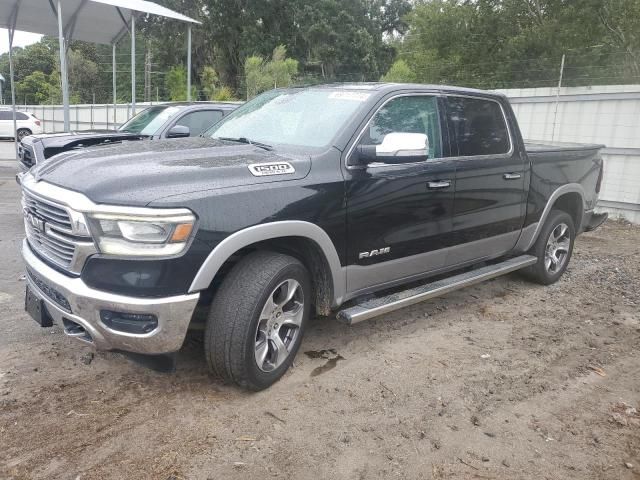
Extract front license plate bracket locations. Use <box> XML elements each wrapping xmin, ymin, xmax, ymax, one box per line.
<box><xmin>25</xmin><ymin>286</ymin><xmax>53</xmax><ymax>327</ymax></box>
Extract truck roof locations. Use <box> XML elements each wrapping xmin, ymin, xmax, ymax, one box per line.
<box><xmin>296</xmin><ymin>82</ymin><xmax>504</xmax><ymax>98</ymax></box>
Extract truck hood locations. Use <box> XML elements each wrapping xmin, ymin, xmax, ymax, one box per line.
<box><xmin>30</xmin><ymin>137</ymin><xmax>310</xmax><ymax>206</ymax></box>
<box><xmin>25</xmin><ymin>130</ymin><xmax>149</xmax><ymax>161</ymax></box>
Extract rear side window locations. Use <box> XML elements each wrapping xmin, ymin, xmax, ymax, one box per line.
<box><xmin>446</xmin><ymin>97</ymin><xmax>510</xmax><ymax>156</ymax></box>
<box><xmin>0</xmin><ymin>111</ymin><xmax>35</xmax><ymax>121</ymax></box>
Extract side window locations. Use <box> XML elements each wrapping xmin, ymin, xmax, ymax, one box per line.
<box><xmin>0</xmin><ymin>111</ymin><xmax>11</xmax><ymax>121</ymax></box>
<box><xmin>175</xmin><ymin>110</ymin><xmax>224</xmax><ymax>136</ymax></box>
<box><xmin>361</xmin><ymin>96</ymin><xmax>442</xmax><ymax>159</ymax></box>
<box><xmin>446</xmin><ymin>97</ymin><xmax>510</xmax><ymax>156</ymax></box>
<box><xmin>16</xmin><ymin>112</ymin><xmax>29</xmax><ymax>120</ymax></box>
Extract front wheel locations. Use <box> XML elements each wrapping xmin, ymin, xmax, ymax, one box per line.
<box><xmin>204</xmin><ymin>251</ymin><xmax>311</xmax><ymax>390</ymax></box>
<box><xmin>521</xmin><ymin>209</ymin><xmax>575</xmax><ymax>285</ymax></box>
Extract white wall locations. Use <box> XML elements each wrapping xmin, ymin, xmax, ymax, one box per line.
<box><xmin>496</xmin><ymin>85</ymin><xmax>640</xmax><ymax>223</ymax></box>
<box><xmin>20</xmin><ymin>102</ymin><xmax>157</xmax><ymax>132</ymax></box>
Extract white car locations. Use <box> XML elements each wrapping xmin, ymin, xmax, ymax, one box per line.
<box><xmin>0</xmin><ymin>109</ymin><xmax>43</xmax><ymax>140</ymax></box>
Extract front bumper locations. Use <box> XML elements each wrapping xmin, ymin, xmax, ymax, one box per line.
<box><xmin>22</xmin><ymin>240</ymin><xmax>200</xmax><ymax>354</ymax></box>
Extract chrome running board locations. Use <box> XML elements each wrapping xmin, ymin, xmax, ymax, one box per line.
<box><xmin>337</xmin><ymin>255</ymin><xmax>537</xmax><ymax>325</ymax></box>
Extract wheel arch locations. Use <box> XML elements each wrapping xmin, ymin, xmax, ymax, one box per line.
<box><xmin>189</xmin><ymin>221</ymin><xmax>346</xmax><ymax>311</ymax></box>
<box><xmin>519</xmin><ymin>183</ymin><xmax>586</xmax><ymax>252</ymax></box>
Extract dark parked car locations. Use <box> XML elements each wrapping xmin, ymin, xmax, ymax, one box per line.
<box><xmin>17</xmin><ymin>102</ymin><xmax>238</xmax><ymax>173</ymax></box>
<box><xmin>19</xmin><ymin>83</ymin><xmax>607</xmax><ymax>390</ymax></box>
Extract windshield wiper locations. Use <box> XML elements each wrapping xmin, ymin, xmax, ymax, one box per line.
<box><xmin>217</xmin><ymin>136</ymin><xmax>273</xmax><ymax>151</ymax></box>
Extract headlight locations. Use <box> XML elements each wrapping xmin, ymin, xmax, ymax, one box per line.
<box><xmin>87</xmin><ymin>210</ymin><xmax>196</xmax><ymax>257</ymax></box>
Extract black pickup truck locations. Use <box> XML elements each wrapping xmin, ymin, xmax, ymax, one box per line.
<box><xmin>19</xmin><ymin>83</ymin><xmax>607</xmax><ymax>390</ymax></box>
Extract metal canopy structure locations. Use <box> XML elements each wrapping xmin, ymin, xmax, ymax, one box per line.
<box><xmin>0</xmin><ymin>0</ymin><xmax>199</xmax><ymax>156</ymax></box>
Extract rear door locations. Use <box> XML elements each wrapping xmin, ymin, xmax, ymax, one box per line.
<box><xmin>344</xmin><ymin>94</ymin><xmax>456</xmax><ymax>296</ymax></box>
<box><xmin>16</xmin><ymin>112</ymin><xmax>29</xmax><ymax>131</ymax></box>
<box><xmin>444</xmin><ymin>95</ymin><xmax>527</xmax><ymax>265</ymax></box>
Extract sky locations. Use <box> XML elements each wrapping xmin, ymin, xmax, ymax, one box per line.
<box><xmin>0</xmin><ymin>29</ymin><xmax>43</xmax><ymax>55</ymax></box>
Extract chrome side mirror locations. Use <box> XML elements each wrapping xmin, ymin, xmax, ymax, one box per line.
<box><xmin>377</xmin><ymin>132</ymin><xmax>429</xmax><ymax>158</ymax></box>
<box><xmin>354</xmin><ymin>132</ymin><xmax>429</xmax><ymax>165</ymax></box>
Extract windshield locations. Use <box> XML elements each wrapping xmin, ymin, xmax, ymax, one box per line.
<box><xmin>205</xmin><ymin>89</ymin><xmax>371</xmax><ymax>148</ymax></box>
<box><xmin>118</xmin><ymin>105</ymin><xmax>182</xmax><ymax>135</ymax></box>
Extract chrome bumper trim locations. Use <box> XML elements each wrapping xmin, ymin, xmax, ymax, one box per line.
<box><xmin>22</xmin><ymin>240</ymin><xmax>200</xmax><ymax>354</ymax></box>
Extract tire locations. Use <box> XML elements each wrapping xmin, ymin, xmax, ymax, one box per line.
<box><xmin>204</xmin><ymin>250</ymin><xmax>311</xmax><ymax>390</ymax></box>
<box><xmin>521</xmin><ymin>209</ymin><xmax>575</xmax><ymax>285</ymax></box>
<box><xmin>17</xmin><ymin>129</ymin><xmax>31</xmax><ymax>141</ymax></box>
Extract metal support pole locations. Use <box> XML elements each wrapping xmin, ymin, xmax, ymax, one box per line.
<box><xmin>57</xmin><ymin>0</ymin><xmax>70</xmax><ymax>131</ymax></box>
<box><xmin>8</xmin><ymin>29</ymin><xmax>18</xmax><ymax>157</ymax></box>
<box><xmin>112</xmin><ymin>42</ymin><xmax>117</xmax><ymax>125</ymax></box>
<box><xmin>187</xmin><ymin>25</ymin><xmax>192</xmax><ymax>101</ymax></box>
<box><xmin>552</xmin><ymin>54</ymin><xmax>565</xmax><ymax>142</ymax></box>
<box><xmin>131</xmin><ymin>14</ymin><xmax>136</xmax><ymax>115</ymax></box>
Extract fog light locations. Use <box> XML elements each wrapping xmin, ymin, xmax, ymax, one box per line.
<box><xmin>100</xmin><ymin>310</ymin><xmax>158</xmax><ymax>334</ymax></box>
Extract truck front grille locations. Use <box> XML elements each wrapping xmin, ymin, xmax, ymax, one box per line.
<box><xmin>22</xmin><ymin>189</ymin><xmax>92</xmax><ymax>273</ymax></box>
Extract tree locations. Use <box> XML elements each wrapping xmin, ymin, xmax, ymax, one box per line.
<box><xmin>165</xmin><ymin>65</ymin><xmax>196</xmax><ymax>101</ymax></box>
<box><xmin>266</xmin><ymin>46</ymin><xmax>298</xmax><ymax>88</ymax></box>
<box><xmin>67</xmin><ymin>50</ymin><xmax>98</xmax><ymax>103</ymax></box>
<box><xmin>245</xmin><ymin>56</ymin><xmax>269</xmax><ymax>100</ymax></box>
<box><xmin>395</xmin><ymin>0</ymin><xmax>640</xmax><ymax>89</ymax></box>
<box><xmin>381</xmin><ymin>59</ymin><xmax>417</xmax><ymax>83</ymax></box>
<box><xmin>16</xmin><ymin>71</ymin><xmax>56</xmax><ymax>104</ymax></box>
<box><xmin>147</xmin><ymin>0</ymin><xmax>410</xmax><ymax>89</ymax></box>
<box><xmin>200</xmin><ymin>66</ymin><xmax>219</xmax><ymax>100</ymax></box>
<box><xmin>245</xmin><ymin>46</ymin><xmax>299</xmax><ymax>99</ymax></box>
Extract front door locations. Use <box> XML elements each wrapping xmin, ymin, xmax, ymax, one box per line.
<box><xmin>444</xmin><ymin>95</ymin><xmax>527</xmax><ymax>266</ymax></box>
<box><xmin>344</xmin><ymin>94</ymin><xmax>455</xmax><ymax>296</ymax></box>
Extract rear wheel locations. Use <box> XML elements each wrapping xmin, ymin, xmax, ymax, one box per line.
<box><xmin>204</xmin><ymin>251</ymin><xmax>311</xmax><ymax>390</ymax></box>
<box><xmin>522</xmin><ymin>209</ymin><xmax>575</xmax><ymax>285</ymax></box>
<box><xmin>17</xmin><ymin>128</ymin><xmax>31</xmax><ymax>141</ymax></box>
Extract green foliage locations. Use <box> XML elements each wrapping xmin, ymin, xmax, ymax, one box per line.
<box><xmin>148</xmin><ymin>0</ymin><xmax>410</xmax><ymax>90</ymax></box>
<box><xmin>396</xmin><ymin>0</ymin><xmax>640</xmax><ymax>89</ymax></box>
<box><xmin>245</xmin><ymin>46</ymin><xmax>299</xmax><ymax>99</ymax></box>
<box><xmin>244</xmin><ymin>56</ymin><xmax>269</xmax><ymax>99</ymax></box>
<box><xmin>381</xmin><ymin>60</ymin><xmax>417</xmax><ymax>83</ymax></box>
<box><xmin>200</xmin><ymin>66</ymin><xmax>219</xmax><ymax>100</ymax></box>
<box><xmin>200</xmin><ymin>66</ymin><xmax>235</xmax><ymax>100</ymax></box>
<box><xmin>212</xmin><ymin>86</ymin><xmax>234</xmax><ymax>101</ymax></box>
<box><xmin>67</xmin><ymin>50</ymin><xmax>98</xmax><ymax>103</ymax></box>
<box><xmin>165</xmin><ymin>65</ymin><xmax>196</xmax><ymax>101</ymax></box>
<box><xmin>266</xmin><ymin>46</ymin><xmax>299</xmax><ymax>89</ymax></box>
<box><xmin>16</xmin><ymin>71</ymin><xmax>56</xmax><ymax>104</ymax></box>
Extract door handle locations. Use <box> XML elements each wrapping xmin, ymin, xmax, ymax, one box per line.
<box><xmin>503</xmin><ymin>173</ymin><xmax>522</xmax><ymax>180</ymax></box>
<box><xmin>427</xmin><ymin>180</ymin><xmax>451</xmax><ymax>190</ymax></box>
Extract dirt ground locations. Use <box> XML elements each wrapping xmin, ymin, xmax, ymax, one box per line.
<box><xmin>0</xmin><ymin>161</ymin><xmax>638</xmax><ymax>480</ymax></box>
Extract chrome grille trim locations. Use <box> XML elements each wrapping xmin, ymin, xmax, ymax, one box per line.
<box><xmin>22</xmin><ymin>189</ymin><xmax>73</xmax><ymax>232</ymax></box>
<box><xmin>21</xmin><ymin>185</ymin><xmax>97</xmax><ymax>274</ymax></box>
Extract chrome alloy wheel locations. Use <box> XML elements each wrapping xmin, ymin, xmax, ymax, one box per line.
<box><xmin>544</xmin><ymin>223</ymin><xmax>571</xmax><ymax>274</ymax></box>
<box><xmin>254</xmin><ymin>279</ymin><xmax>304</xmax><ymax>372</ymax></box>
